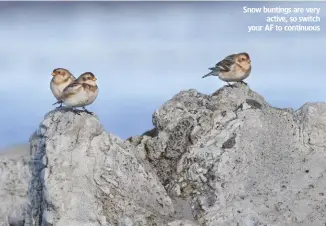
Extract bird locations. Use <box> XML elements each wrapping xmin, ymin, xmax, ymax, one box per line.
<box><xmin>50</xmin><ymin>68</ymin><xmax>76</xmax><ymax>107</ymax></box>
<box><xmin>53</xmin><ymin>72</ymin><xmax>99</xmax><ymax>115</ymax></box>
<box><xmin>202</xmin><ymin>52</ymin><xmax>252</xmax><ymax>87</ymax></box>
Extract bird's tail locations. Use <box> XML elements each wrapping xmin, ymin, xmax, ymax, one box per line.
<box><xmin>202</xmin><ymin>71</ymin><xmax>213</xmax><ymax>78</ymax></box>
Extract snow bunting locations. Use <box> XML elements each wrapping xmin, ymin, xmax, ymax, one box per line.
<box><xmin>55</xmin><ymin>72</ymin><xmax>99</xmax><ymax>115</ymax></box>
<box><xmin>202</xmin><ymin>52</ymin><xmax>251</xmax><ymax>87</ymax></box>
<box><xmin>50</xmin><ymin>68</ymin><xmax>76</xmax><ymax>107</ymax></box>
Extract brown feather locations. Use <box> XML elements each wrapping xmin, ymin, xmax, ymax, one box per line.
<box><xmin>82</xmin><ymin>83</ymin><xmax>98</xmax><ymax>92</ymax></box>
<box><xmin>61</xmin><ymin>83</ymin><xmax>82</xmax><ymax>99</ymax></box>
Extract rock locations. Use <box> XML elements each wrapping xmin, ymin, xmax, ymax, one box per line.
<box><xmin>129</xmin><ymin>82</ymin><xmax>326</xmax><ymax>226</ymax></box>
<box><xmin>0</xmin><ymin>144</ymin><xmax>30</xmax><ymax>226</ymax></box>
<box><xmin>1</xmin><ymin>82</ymin><xmax>324</xmax><ymax>226</ymax></box>
<box><xmin>168</xmin><ymin>219</ymin><xmax>199</xmax><ymax>226</ymax></box>
<box><xmin>24</xmin><ymin>108</ymin><xmax>176</xmax><ymax>226</ymax></box>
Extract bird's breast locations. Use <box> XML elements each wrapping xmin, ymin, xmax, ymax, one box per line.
<box><xmin>86</xmin><ymin>88</ymin><xmax>99</xmax><ymax>104</ymax></box>
<box><xmin>50</xmin><ymin>81</ymin><xmax>67</xmax><ymax>100</ymax></box>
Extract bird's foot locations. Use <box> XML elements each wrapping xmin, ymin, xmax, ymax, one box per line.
<box><xmin>55</xmin><ymin>103</ymin><xmax>63</xmax><ymax>109</ymax></box>
<box><xmin>239</xmin><ymin>81</ymin><xmax>248</xmax><ymax>85</ymax></box>
<box><xmin>53</xmin><ymin>101</ymin><xmax>62</xmax><ymax>106</ymax></box>
<box><xmin>72</xmin><ymin>108</ymin><xmax>83</xmax><ymax>115</ymax></box>
<box><xmin>53</xmin><ymin>101</ymin><xmax>63</xmax><ymax>109</ymax></box>
<box><xmin>82</xmin><ymin>107</ymin><xmax>93</xmax><ymax>115</ymax></box>
<box><xmin>226</xmin><ymin>83</ymin><xmax>234</xmax><ymax>88</ymax></box>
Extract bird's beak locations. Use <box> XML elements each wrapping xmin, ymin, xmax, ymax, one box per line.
<box><xmin>92</xmin><ymin>77</ymin><xmax>97</xmax><ymax>81</ymax></box>
<box><xmin>51</xmin><ymin>72</ymin><xmax>56</xmax><ymax>76</ymax></box>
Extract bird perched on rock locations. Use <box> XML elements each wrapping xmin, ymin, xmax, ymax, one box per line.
<box><xmin>50</xmin><ymin>68</ymin><xmax>76</xmax><ymax>107</ymax></box>
<box><xmin>202</xmin><ymin>52</ymin><xmax>251</xmax><ymax>87</ymax></box>
<box><xmin>53</xmin><ymin>72</ymin><xmax>99</xmax><ymax>115</ymax></box>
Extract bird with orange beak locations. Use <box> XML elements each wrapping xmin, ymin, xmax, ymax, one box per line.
<box><xmin>50</xmin><ymin>68</ymin><xmax>76</xmax><ymax>107</ymax></box>
<box><xmin>54</xmin><ymin>72</ymin><xmax>99</xmax><ymax>114</ymax></box>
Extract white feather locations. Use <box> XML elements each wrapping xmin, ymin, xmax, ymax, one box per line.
<box><xmin>62</xmin><ymin>86</ymin><xmax>99</xmax><ymax>108</ymax></box>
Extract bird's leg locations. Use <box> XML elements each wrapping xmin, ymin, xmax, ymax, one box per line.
<box><xmin>53</xmin><ymin>101</ymin><xmax>63</xmax><ymax>108</ymax></box>
<box><xmin>82</xmin><ymin>107</ymin><xmax>93</xmax><ymax>115</ymax></box>
<box><xmin>56</xmin><ymin>102</ymin><xmax>63</xmax><ymax>108</ymax></box>
<box><xmin>239</xmin><ymin>81</ymin><xmax>248</xmax><ymax>85</ymax></box>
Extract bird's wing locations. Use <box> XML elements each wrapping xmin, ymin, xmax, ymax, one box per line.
<box><xmin>214</xmin><ymin>54</ymin><xmax>236</xmax><ymax>72</ymax></box>
<box><xmin>62</xmin><ymin>82</ymin><xmax>82</xmax><ymax>97</ymax></box>
<box><xmin>82</xmin><ymin>83</ymin><xmax>98</xmax><ymax>93</ymax></box>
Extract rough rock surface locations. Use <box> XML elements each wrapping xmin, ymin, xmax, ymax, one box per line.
<box><xmin>0</xmin><ymin>144</ymin><xmax>30</xmax><ymax>226</ymax></box>
<box><xmin>128</xmin><ymin>83</ymin><xmax>326</xmax><ymax>226</ymax></box>
<box><xmin>25</xmin><ymin>109</ymin><xmax>177</xmax><ymax>226</ymax></box>
<box><xmin>2</xmin><ymin>82</ymin><xmax>325</xmax><ymax>226</ymax></box>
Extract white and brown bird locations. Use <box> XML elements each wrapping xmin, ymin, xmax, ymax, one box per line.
<box><xmin>54</xmin><ymin>72</ymin><xmax>99</xmax><ymax>114</ymax></box>
<box><xmin>50</xmin><ymin>68</ymin><xmax>76</xmax><ymax>107</ymax></box>
<box><xmin>202</xmin><ymin>52</ymin><xmax>252</xmax><ymax>87</ymax></box>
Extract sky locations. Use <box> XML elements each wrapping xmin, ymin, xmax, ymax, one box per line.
<box><xmin>0</xmin><ymin>1</ymin><xmax>325</xmax><ymax>150</ymax></box>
